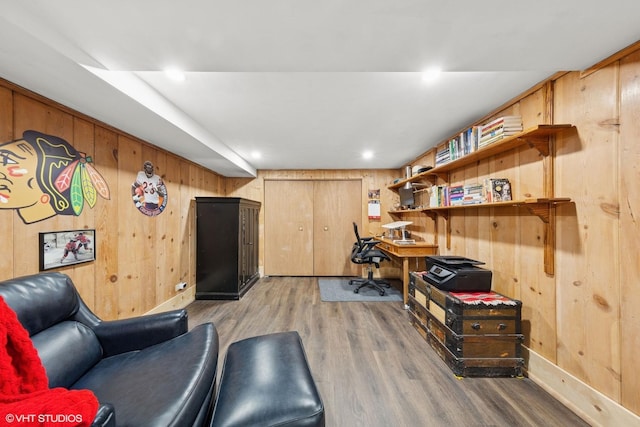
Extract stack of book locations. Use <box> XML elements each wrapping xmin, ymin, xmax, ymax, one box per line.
<box><xmin>435</xmin><ymin>147</ymin><xmax>451</xmax><ymax>166</ymax></box>
<box><xmin>430</xmin><ymin>183</ymin><xmax>489</xmax><ymax>207</ymax></box>
<box><xmin>462</xmin><ymin>183</ymin><xmax>485</xmax><ymax>205</ymax></box>
<box><xmin>478</xmin><ymin>116</ymin><xmax>523</xmax><ymax>148</ymax></box>
<box><xmin>435</xmin><ymin>118</ymin><xmax>521</xmax><ymax>167</ymax></box>
<box><xmin>484</xmin><ymin>178</ymin><xmax>512</xmax><ymax>202</ymax></box>
<box><xmin>448</xmin><ymin>185</ymin><xmax>464</xmax><ymax>206</ymax></box>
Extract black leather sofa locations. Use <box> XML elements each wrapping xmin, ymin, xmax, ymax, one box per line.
<box><xmin>0</xmin><ymin>272</ymin><xmax>324</xmax><ymax>427</ymax></box>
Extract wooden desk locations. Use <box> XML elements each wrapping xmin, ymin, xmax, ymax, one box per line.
<box><xmin>375</xmin><ymin>237</ymin><xmax>438</xmax><ymax>306</ymax></box>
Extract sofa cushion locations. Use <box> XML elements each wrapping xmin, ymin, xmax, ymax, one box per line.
<box><xmin>31</xmin><ymin>321</ymin><xmax>102</xmax><ymax>388</ymax></box>
<box><xmin>72</xmin><ymin>323</ymin><xmax>218</xmax><ymax>427</ymax></box>
<box><xmin>0</xmin><ymin>273</ymin><xmax>80</xmax><ymax>336</ymax></box>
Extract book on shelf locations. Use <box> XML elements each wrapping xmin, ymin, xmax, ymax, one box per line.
<box><xmin>445</xmin><ymin>126</ymin><xmax>483</xmax><ymax>163</ymax></box>
<box><xmin>482</xmin><ymin>115</ymin><xmax>522</xmax><ymax>130</ymax></box>
<box><xmin>435</xmin><ymin>147</ymin><xmax>450</xmax><ymax>166</ymax></box>
<box><xmin>472</xmin><ymin>126</ymin><xmax>482</xmax><ymax>152</ymax></box>
<box><xmin>429</xmin><ymin>185</ymin><xmax>448</xmax><ymax>207</ymax></box>
<box><xmin>462</xmin><ymin>195</ymin><xmax>484</xmax><ymax>205</ymax></box>
<box><xmin>484</xmin><ymin>178</ymin><xmax>512</xmax><ymax>202</ymax></box>
<box><xmin>463</xmin><ymin>183</ymin><xmax>485</xmax><ymax>205</ymax></box>
<box><xmin>481</xmin><ymin>124</ymin><xmax>522</xmax><ymax>138</ymax></box>
<box><xmin>478</xmin><ymin>132</ymin><xmax>513</xmax><ymax>147</ymax></box>
<box><xmin>434</xmin><ymin>117</ymin><xmax>522</xmax><ymax>166</ymax></box>
<box><xmin>448</xmin><ymin>135</ymin><xmax>461</xmax><ymax>161</ymax></box>
<box><xmin>481</xmin><ymin>116</ymin><xmax>522</xmax><ymax>136</ymax></box>
<box><xmin>482</xmin><ymin>120</ymin><xmax>522</xmax><ymax>134</ymax></box>
<box><xmin>431</xmin><ymin>183</ymin><xmax>490</xmax><ymax>207</ymax></box>
<box><xmin>448</xmin><ymin>185</ymin><xmax>464</xmax><ymax>206</ymax></box>
<box><xmin>462</xmin><ymin>126</ymin><xmax>482</xmax><ymax>155</ymax></box>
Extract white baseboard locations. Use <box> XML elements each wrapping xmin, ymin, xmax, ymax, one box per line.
<box><xmin>145</xmin><ymin>286</ymin><xmax>196</xmax><ymax>315</ymax></box>
<box><xmin>525</xmin><ymin>347</ymin><xmax>640</xmax><ymax>426</ymax></box>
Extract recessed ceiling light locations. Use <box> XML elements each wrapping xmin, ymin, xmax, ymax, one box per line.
<box><xmin>362</xmin><ymin>150</ymin><xmax>374</xmax><ymax>159</ymax></box>
<box><xmin>421</xmin><ymin>68</ymin><xmax>441</xmax><ymax>84</ymax></box>
<box><xmin>164</xmin><ymin>68</ymin><xmax>186</xmax><ymax>82</ymax></box>
<box><xmin>250</xmin><ymin>151</ymin><xmax>262</xmax><ymax>159</ymax></box>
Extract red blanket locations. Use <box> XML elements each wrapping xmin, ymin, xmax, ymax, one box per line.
<box><xmin>0</xmin><ymin>296</ymin><xmax>98</xmax><ymax>427</ymax></box>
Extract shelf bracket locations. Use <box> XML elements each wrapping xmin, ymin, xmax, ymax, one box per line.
<box><xmin>435</xmin><ymin>210</ymin><xmax>449</xmax><ymax>221</ymax></box>
<box><xmin>523</xmin><ymin>203</ymin><xmax>551</xmax><ymax>223</ymax></box>
<box><xmin>423</xmin><ymin>211</ymin><xmax>438</xmax><ymax>221</ymax></box>
<box><xmin>519</xmin><ymin>202</ymin><xmax>555</xmax><ymax>275</ymax></box>
<box><xmin>521</xmin><ymin>136</ymin><xmax>550</xmax><ymax>156</ymax></box>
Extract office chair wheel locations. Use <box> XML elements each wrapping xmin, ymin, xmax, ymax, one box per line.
<box><xmin>353</xmin><ymin>288</ymin><xmax>359</xmax><ymax>294</ymax></box>
<box><xmin>379</xmin><ymin>290</ymin><xmax>385</xmax><ymax>296</ymax></box>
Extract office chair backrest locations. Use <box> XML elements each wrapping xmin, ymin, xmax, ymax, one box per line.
<box><xmin>352</xmin><ymin>222</ymin><xmax>363</xmax><ymax>250</ymax></box>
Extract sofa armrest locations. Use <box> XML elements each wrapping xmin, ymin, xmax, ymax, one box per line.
<box><xmin>93</xmin><ymin>309</ymin><xmax>188</xmax><ymax>357</ymax></box>
<box><xmin>91</xmin><ymin>403</ymin><xmax>115</xmax><ymax>427</ymax></box>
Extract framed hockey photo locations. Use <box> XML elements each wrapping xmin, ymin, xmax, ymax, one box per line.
<box><xmin>39</xmin><ymin>229</ymin><xmax>96</xmax><ymax>271</ymax></box>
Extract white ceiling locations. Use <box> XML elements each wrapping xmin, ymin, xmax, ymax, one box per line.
<box><xmin>1</xmin><ymin>1</ymin><xmax>639</xmax><ymax>177</ymax></box>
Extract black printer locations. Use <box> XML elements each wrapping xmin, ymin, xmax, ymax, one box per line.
<box><xmin>423</xmin><ymin>256</ymin><xmax>492</xmax><ymax>292</ymax></box>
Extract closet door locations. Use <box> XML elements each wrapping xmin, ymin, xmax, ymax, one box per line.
<box><xmin>313</xmin><ymin>180</ymin><xmax>362</xmax><ymax>276</ymax></box>
<box><xmin>264</xmin><ymin>180</ymin><xmax>314</xmax><ymax>275</ymax></box>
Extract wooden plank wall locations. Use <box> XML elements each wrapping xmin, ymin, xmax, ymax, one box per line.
<box><xmin>618</xmin><ymin>48</ymin><xmax>640</xmax><ymax>415</ymax></box>
<box><xmin>225</xmin><ymin>169</ymin><xmax>423</xmax><ymax>279</ymax></box>
<box><xmin>390</xmin><ymin>46</ymin><xmax>640</xmax><ymax>420</ymax></box>
<box><xmin>0</xmin><ymin>80</ymin><xmax>225</xmax><ymax>320</ymax></box>
<box><xmin>554</xmin><ymin>54</ymin><xmax>640</xmax><ymax>415</ymax></box>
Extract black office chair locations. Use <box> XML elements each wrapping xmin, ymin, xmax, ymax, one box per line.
<box><xmin>349</xmin><ymin>222</ymin><xmax>391</xmax><ymax>295</ymax></box>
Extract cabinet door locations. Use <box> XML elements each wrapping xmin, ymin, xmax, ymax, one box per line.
<box><xmin>195</xmin><ymin>200</ymin><xmax>240</xmax><ymax>297</ymax></box>
<box><xmin>313</xmin><ymin>180</ymin><xmax>362</xmax><ymax>276</ymax></box>
<box><xmin>241</xmin><ymin>204</ymin><xmax>259</xmax><ymax>284</ymax></box>
<box><xmin>239</xmin><ymin>205</ymin><xmax>249</xmax><ymax>286</ymax></box>
<box><xmin>264</xmin><ymin>180</ymin><xmax>314</xmax><ymax>275</ymax></box>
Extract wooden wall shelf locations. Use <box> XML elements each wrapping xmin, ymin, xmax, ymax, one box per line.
<box><xmin>388</xmin><ymin>124</ymin><xmax>575</xmax><ymax>190</ymax></box>
<box><xmin>424</xmin><ymin>198</ymin><xmax>571</xmax><ymax>222</ymax></box>
<box><xmin>427</xmin><ymin>125</ymin><xmax>574</xmax><ymax>176</ymax></box>
<box><xmin>387</xmin><ymin>123</ymin><xmax>576</xmax><ymax>276</ymax></box>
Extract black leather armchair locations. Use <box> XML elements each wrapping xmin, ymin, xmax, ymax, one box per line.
<box><xmin>0</xmin><ymin>272</ymin><xmax>218</xmax><ymax>427</ymax></box>
<box><xmin>1</xmin><ymin>272</ymin><xmax>324</xmax><ymax>427</ymax></box>
<box><xmin>349</xmin><ymin>222</ymin><xmax>391</xmax><ymax>295</ymax></box>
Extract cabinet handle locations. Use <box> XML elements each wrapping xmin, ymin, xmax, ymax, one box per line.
<box><xmin>471</xmin><ymin>322</ymin><xmax>481</xmax><ymax>330</ymax></box>
<box><xmin>497</xmin><ymin>323</ymin><xmax>507</xmax><ymax>331</ymax></box>
<box><xmin>299</xmin><ymin>227</ymin><xmax>303</xmax><ymax>231</ymax></box>
<box><xmin>323</xmin><ymin>226</ymin><xmax>328</xmax><ymax>231</ymax></box>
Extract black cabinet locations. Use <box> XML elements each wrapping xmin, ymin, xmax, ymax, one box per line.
<box><xmin>195</xmin><ymin>197</ymin><xmax>261</xmax><ymax>300</ymax></box>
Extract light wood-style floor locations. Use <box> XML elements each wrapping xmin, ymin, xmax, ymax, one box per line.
<box><xmin>187</xmin><ymin>277</ymin><xmax>589</xmax><ymax>427</ymax></box>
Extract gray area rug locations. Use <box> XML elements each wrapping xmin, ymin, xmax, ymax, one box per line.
<box><xmin>318</xmin><ymin>278</ymin><xmax>403</xmax><ymax>302</ymax></box>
